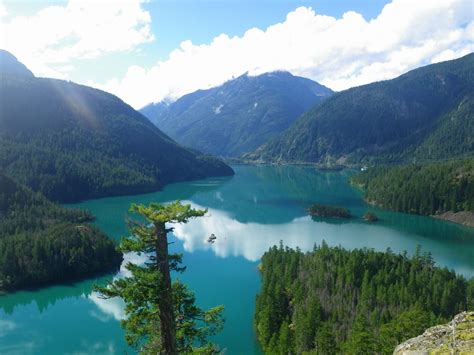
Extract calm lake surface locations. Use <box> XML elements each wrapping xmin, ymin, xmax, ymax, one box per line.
<box><xmin>1</xmin><ymin>165</ymin><xmax>474</xmax><ymax>354</ymax></box>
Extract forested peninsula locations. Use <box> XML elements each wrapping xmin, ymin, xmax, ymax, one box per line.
<box><xmin>351</xmin><ymin>159</ymin><xmax>474</xmax><ymax>227</ymax></box>
<box><xmin>255</xmin><ymin>243</ymin><xmax>474</xmax><ymax>354</ymax></box>
<box><xmin>0</xmin><ymin>173</ymin><xmax>122</xmax><ymax>292</ymax></box>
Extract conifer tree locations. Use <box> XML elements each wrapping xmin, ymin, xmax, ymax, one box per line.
<box><xmin>95</xmin><ymin>201</ymin><xmax>224</xmax><ymax>354</ymax></box>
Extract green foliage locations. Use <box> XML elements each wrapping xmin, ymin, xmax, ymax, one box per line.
<box><xmin>352</xmin><ymin>159</ymin><xmax>474</xmax><ymax>215</ymax></box>
<box><xmin>129</xmin><ymin>201</ymin><xmax>207</xmax><ymax>225</ymax></box>
<box><xmin>308</xmin><ymin>204</ymin><xmax>351</xmax><ymax>219</ymax></box>
<box><xmin>255</xmin><ymin>243</ymin><xmax>472</xmax><ymax>354</ymax></box>
<box><xmin>414</xmin><ymin>94</ymin><xmax>474</xmax><ymax>159</ymax></box>
<box><xmin>468</xmin><ymin>279</ymin><xmax>474</xmax><ymax>310</ymax></box>
<box><xmin>0</xmin><ymin>224</ymin><xmax>122</xmax><ymax>291</ymax></box>
<box><xmin>0</xmin><ymin>173</ymin><xmax>91</xmax><ymax>237</ymax></box>
<box><xmin>95</xmin><ymin>202</ymin><xmax>224</xmax><ymax>354</ymax></box>
<box><xmin>0</xmin><ymin>57</ymin><xmax>233</xmax><ymax>202</ymax></box>
<box><xmin>0</xmin><ymin>173</ymin><xmax>122</xmax><ymax>291</ymax></box>
<box><xmin>247</xmin><ymin>53</ymin><xmax>474</xmax><ymax>164</ymax></box>
<box><xmin>141</xmin><ymin>71</ymin><xmax>332</xmax><ymax>157</ymax></box>
<box><xmin>378</xmin><ymin>307</ymin><xmax>434</xmax><ymax>353</ymax></box>
<box><xmin>343</xmin><ymin>313</ymin><xmax>379</xmax><ymax>354</ymax></box>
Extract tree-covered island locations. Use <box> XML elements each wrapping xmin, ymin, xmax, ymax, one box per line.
<box><xmin>308</xmin><ymin>204</ymin><xmax>352</xmax><ymax>219</ymax></box>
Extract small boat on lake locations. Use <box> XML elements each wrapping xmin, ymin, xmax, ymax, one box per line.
<box><xmin>207</xmin><ymin>234</ymin><xmax>217</xmax><ymax>243</ymax></box>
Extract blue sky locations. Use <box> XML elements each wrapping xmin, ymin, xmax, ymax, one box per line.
<box><xmin>1</xmin><ymin>0</ymin><xmax>473</xmax><ymax>108</ymax></box>
<box><xmin>143</xmin><ymin>1</ymin><xmax>392</xmax><ymax>60</ymax></box>
<box><xmin>3</xmin><ymin>0</ymin><xmax>392</xmax><ymax>82</ymax></box>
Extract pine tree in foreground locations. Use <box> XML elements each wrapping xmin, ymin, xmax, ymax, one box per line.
<box><xmin>95</xmin><ymin>201</ymin><xmax>224</xmax><ymax>354</ymax></box>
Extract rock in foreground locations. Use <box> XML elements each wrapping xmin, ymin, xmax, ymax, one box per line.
<box><xmin>394</xmin><ymin>311</ymin><xmax>474</xmax><ymax>354</ymax></box>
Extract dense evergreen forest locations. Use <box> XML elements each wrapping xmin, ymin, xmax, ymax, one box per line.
<box><xmin>0</xmin><ymin>50</ymin><xmax>233</xmax><ymax>203</ymax></box>
<box><xmin>0</xmin><ymin>173</ymin><xmax>122</xmax><ymax>291</ymax></box>
<box><xmin>141</xmin><ymin>71</ymin><xmax>333</xmax><ymax>157</ymax></box>
<box><xmin>246</xmin><ymin>53</ymin><xmax>474</xmax><ymax>165</ymax></box>
<box><xmin>308</xmin><ymin>204</ymin><xmax>351</xmax><ymax>219</ymax></box>
<box><xmin>255</xmin><ymin>243</ymin><xmax>474</xmax><ymax>354</ymax></box>
<box><xmin>351</xmin><ymin>159</ymin><xmax>474</xmax><ymax>216</ymax></box>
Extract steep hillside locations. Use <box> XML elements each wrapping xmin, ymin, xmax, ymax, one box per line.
<box><xmin>0</xmin><ymin>50</ymin><xmax>33</xmax><ymax>78</ymax></box>
<box><xmin>0</xmin><ymin>172</ymin><xmax>92</xmax><ymax>237</ymax></box>
<box><xmin>140</xmin><ymin>71</ymin><xmax>333</xmax><ymax>157</ymax></box>
<box><xmin>351</xmin><ymin>159</ymin><xmax>474</xmax><ymax>223</ymax></box>
<box><xmin>0</xmin><ymin>50</ymin><xmax>233</xmax><ymax>202</ymax></box>
<box><xmin>247</xmin><ymin>53</ymin><xmax>474</xmax><ymax>165</ymax></box>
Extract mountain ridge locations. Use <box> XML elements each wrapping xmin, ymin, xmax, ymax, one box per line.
<box><xmin>0</xmin><ymin>49</ymin><xmax>34</xmax><ymax>78</ymax></box>
<box><xmin>245</xmin><ymin>53</ymin><xmax>474</xmax><ymax>165</ymax></box>
<box><xmin>0</xmin><ymin>50</ymin><xmax>233</xmax><ymax>203</ymax></box>
<box><xmin>140</xmin><ymin>71</ymin><xmax>333</xmax><ymax>157</ymax></box>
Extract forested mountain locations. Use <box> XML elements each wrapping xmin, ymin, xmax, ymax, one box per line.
<box><xmin>246</xmin><ymin>53</ymin><xmax>474</xmax><ymax>164</ymax></box>
<box><xmin>351</xmin><ymin>159</ymin><xmax>474</xmax><ymax>217</ymax></box>
<box><xmin>255</xmin><ymin>243</ymin><xmax>473</xmax><ymax>354</ymax></box>
<box><xmin>0</xmin><ymin>50</ymin><xmax>233</xmax><ymax>203</ymax></box>
<box><xmin>140</xmin><ymin>71</ymin><xmax>333</xmax><ymax>157</ymax></box>
<box><xmin>0</xmin><ymin>172</ymin><xmax>122</xmax><ymax>291</ymax></box>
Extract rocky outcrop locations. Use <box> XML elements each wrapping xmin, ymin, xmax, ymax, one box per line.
<box><xmin>433</xmin><ymin>211</ymin><xmax>474</xmax><ymax>228</ymax></box>
<box><xmin>394</xmin><ymin>311</ymin><xmax>474</xmax><ymax>354</ymax></box>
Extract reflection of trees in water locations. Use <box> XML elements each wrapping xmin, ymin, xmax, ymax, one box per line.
<box><xmin>310</xmin><ymin>215</ymin><xmax>353</xmax><ymax>225</ymax></box>
<box><xmin>373</xmin><ymin>208</ymin><xmax>474</xmax><ymax>244</ymax></box>
<box><xmin>227</xmin><ymin>166</ymin><xmax>474</xmax><ymax>244</ymax></box>
<box><xmin>82</xmin><ymin>175</ymin><xmax>231</xmax><ymax>208</ymax></box>
<box><xmin>157</xmin><ymin>176</ymin><xmax>232</xmax><ymax>202</ymax></box>
<box><xmin>0</xmin><ymin>273</ymin><xmax>112</xmax><ymax>315</ymax></box>
<box><xmin>189</xmin><ymin>165</ymin><xmax>363</xmax><ymax>224</ymax></box>
<box><xmin>251</xmin><ymin>165</ymin><xmax>362</xmax><ymax>210</ymax></box>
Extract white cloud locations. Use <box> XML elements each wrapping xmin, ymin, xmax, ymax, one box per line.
<box><xmin>0</xmin><ymin>3</ymin><xmax>8</xmax><ymax>18</ymax></box>
<box><xmin>90</xmin><ymin>0</ymin><xmax>474</xmax><ymax>109</ymax></box>
<box><xmin>0</xmin><ymin>0</ymin><xmax>153</xmax><ymax>79</ymax></box>
<box><xmin>1</xmin><ymin>0</ymin><xmax>472</xmax><ymax>109</ymax></box>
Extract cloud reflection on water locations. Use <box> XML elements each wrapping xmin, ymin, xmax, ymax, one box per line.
<box><xmin>87</xmin><ymin>252</ymin><xmax>147</xmax><ymax>321</ymax></box>
<box><xmin>88</xmin><ymin>199</ymin><xmax>474</xmax><ymax>324</ymax></box>
<box><xmin>171</xmin><ymin>202</ymin><xmax>474</xmax><ymax>277</ymax></box>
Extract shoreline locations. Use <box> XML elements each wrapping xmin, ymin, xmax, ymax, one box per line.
<box><xmin>433</xmin><ymin>211</ymin><xmax>474</xmax><ymax>228</ymax></box>
<box><xmin>360</xmin><ymin>196</ymin><xmax>474</xmax><ymax>229</ymax></box>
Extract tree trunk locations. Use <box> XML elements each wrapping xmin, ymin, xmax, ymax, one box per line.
<box><xmin>155</xmin><ymin>222</ymin><xmax>177</xmax><ymax>355</ymax></box>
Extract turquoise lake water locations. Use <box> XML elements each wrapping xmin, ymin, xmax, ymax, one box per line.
<box><xmin>1</xmin><ymin>165</ymin><xmax>473</xmax><ymax>354</ymax></box>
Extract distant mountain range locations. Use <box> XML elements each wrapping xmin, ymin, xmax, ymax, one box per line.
<box><xmin>0</xmin><ymin>50</ymin><xmax>233</xmax><ymax>203</ymax></box>
<box><xmin>245</xmin><ymin>53</ymin><xmax>474</xmax><ymax>165</ymax></box>
<box><xmin>140</xmin><ymin>71</ymin><xmax>333</xmax><ymax>157</ymax></box>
